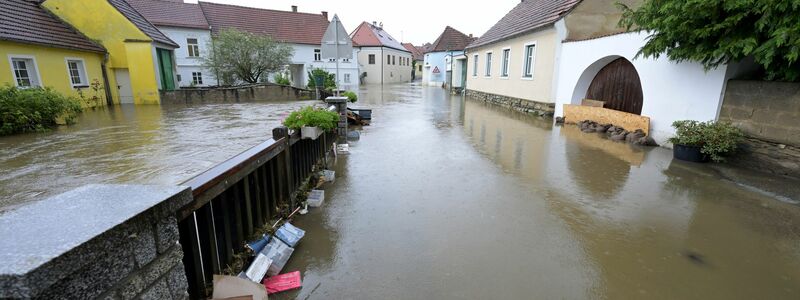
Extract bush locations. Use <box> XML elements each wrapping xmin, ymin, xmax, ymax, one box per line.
<box><xmin>0</xmin><ymin>86</ymin><xmax>83</xmax><ymax>135</ymax></box>
<box><xmin>668</xmin><ymin>120</ymin><xmax>743</xmax><ymax>162</ymax></box>
<box><xmin>343</xmin><ymin>91</ymin><xmax>358</xmax><ymax>103</ymax></box>
<box><xmin>282</xmin><ymin>106</ymin><xmax>339</xmax><ymax>130</ymax></box>
<box><xmin>306</xmin><ymin>69</ymin><xmax>336</xmax><ymax>91</ymax></box>
<box><xmin>273</xmin><ymin>73</ymin><xmax>291</xmax><ymax>86</ymax></box>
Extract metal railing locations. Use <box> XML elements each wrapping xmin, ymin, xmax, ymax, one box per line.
<box><xmin>176</xmin><ymin>127</ymin><xmax>336</xmax><ymax>298</ymax></box>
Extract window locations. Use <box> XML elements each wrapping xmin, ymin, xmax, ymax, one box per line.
<box><xmin>192</xmin><ymin>72</ymin><xmax>203</xmax><ymax>85</ymax></box>
<box><xmin>187</xmin><ymin>38</ymin><xmax>200</xmax><ymax>57</ymax></box>
<box><xmin>387</xmin><ymin>54</ymin><xmax>391</xmax><ymax>64</ymax></box>
<box><xmin>472</xmin><ymin>54</ymin><xmax>479</xmax><ymax>76</ymax></box>
<box><xmin>501</xmin><ymin>49</ymin><xmax>510</xmax><ymax>77</ymax></box>
<box><xmin>344</xmin><ymin>73</ymin><xmax>351</xmax><ymax>83</ymax></box>
<box><xmin>392</xmin><ymin>55</ymin><xmax>396</xmax><ymax>65</ymax></box>
<box><xmin>368</xmin><ymin>54</ymin><xmax>376</xmax><ymax>64</ymax></box>
<box><xmin>485</xmin><ymin>52</ymin><xmax>493</xmax><ymax>76</ymax></box>
<box><xmin>10</xmin><ymin>57</ymin><xmax>40</xmax><ymax>88</ymax></box>
<box><xmin>314</xmin><ymin>49</ymin><xmax>321</xmax><ymax>61</ymax></box>
<box><xmin>66</xmin><ymin>59</ymin><xmax>87</xmax><ymax>87</ymax></box>
<box><xmin>523</xmin><ymin>43</ymin><xmax>536</xmax><ymax>78</ymax></box>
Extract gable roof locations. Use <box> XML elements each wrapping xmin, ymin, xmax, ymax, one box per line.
<box><xmin>0</xmin><ymin>0</ymin><xmax>106</xmax><ymax>53</ymax></box>
<box><xmin>430</xmin><ymin>26</ymin><xmax>475</xmax><ymax>52</ymax></box>
<box><xmin>403</xmin><ymin>43</ymin><xmax>424</xmax><ymax>61</ymax></box>
<box><xmin>198</xmin><ymin>1</ymin><xmax>330</xmax><ymax>45</ymax></box>
<box><xmin>350</xmin><ymin>22</ymin><xmax>409</xmax><ymax>52</ymax></box>
<box><xmin>125</xmin><ymin>0</ymin><xmax>209</xmax><ymax>30</ymax></box>
<box><xmin>467</xmin><ymin>0</ymin><xmax>580</xmax><ymax>49</ymax></box>
<box><xmin>107</xmin><ymin>0</ymin><xmax>178</xmax><ymax>47</ymax></box>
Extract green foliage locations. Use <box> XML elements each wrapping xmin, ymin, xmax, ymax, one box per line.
<box><xmin>273</xmin><ymin>73</ymin><xmax>291</xmax><ymax>86</ymax></box>
<box><xmin>669</xmin><ymin>120</ymin><xmax>744</xmax><ymax>162</ymax></box>
<box><xmin>343</xmin><ymin>91</ymin><xmax>358</xmax><ymax>103</ymax></box>
<box><xmin>282</xmin><ymin>106</ymin><xmax>339</xmax><ymax>130</ymax></box>
<box><xmin>306</xmin><ymin>68</ymin><xmax>336</xmax><ymax>91</ymax></box>
<box><xmin>76</xmin><ymin>79</ymin><xmax>106</xmax><ymax>108</ymax></box>
<box><xmin>0</xmin><ymin>86</ymin><xmax>83</xmax><ymax>135</ymax></box>
<box><xmin>618</xmin><ymin>0</ymin><xmax>800</xmax><ymax>81</ymax></box>
<box><xmin>203</xmin><ymin>29</ymin><xmax>294</xmax><ymax>84</ymax></box>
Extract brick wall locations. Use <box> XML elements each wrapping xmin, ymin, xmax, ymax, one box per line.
<box><xmin>160</xmin><ymin>83</ymin><xmax>313</xmax><ymax>105</ymax></box>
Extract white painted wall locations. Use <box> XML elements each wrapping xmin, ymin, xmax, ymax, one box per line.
<box><xmin>157</xmin><ymin>26</ymin><xmax>215</xmax><ymax>87</ymax></box>
<box><xmin>356</xmin><ymin>46</ymin><xmax>413</xmax><ymax>84</ymax></box>
<box><xmin>553</xmin><ymin>31</ymin><xmax>731</xmax><ymax>146</ymax></box>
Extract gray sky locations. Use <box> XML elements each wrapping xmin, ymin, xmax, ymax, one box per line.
<box><xmin>185</xmin><ymin>0</ymin><xmax>520</xmax><ymax>45</ymax></box>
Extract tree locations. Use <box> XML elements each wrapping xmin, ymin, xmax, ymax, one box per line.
<box><xmin>618</xmin><ymin>0</ymin><xmax>800</xmax><ymax>81</ymax></box>
<box><xmin>306</xmin><ymin>68</ymin><xmax>336</xmax><ymax>91</ymax></box>
<box><xmin>204</xmin><ymin>29</ymin><xmax>294</xmax><ymax>84</ymax></box>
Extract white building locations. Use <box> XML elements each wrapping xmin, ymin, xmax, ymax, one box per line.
<box><xmin>422</xmin><ymin>26</ymin><xmax>474</xmax><ymax>88</ymax></box>
<box><xmin>351</xmin><ymin>22</ymin><xmax>413</xmax><ymax>85</ymax></box>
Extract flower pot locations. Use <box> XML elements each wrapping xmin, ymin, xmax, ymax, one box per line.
<box><xmin>300</xmin><ymin>126</ymin><xmax>323</xmax><ymax>140</ymax></box>
<box><xmin>673</xmin><ymin>144</ymin><xmax>710</xmax><ymax>163</ymax></box>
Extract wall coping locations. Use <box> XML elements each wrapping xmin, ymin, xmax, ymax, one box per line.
<box><xmin>0</xmin><ymin>184</ymin><xmax>191</xmax><ymax>298</ymax></box>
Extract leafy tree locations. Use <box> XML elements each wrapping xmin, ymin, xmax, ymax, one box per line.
<box><xmin>618</xmin><ymin>0</ymin><xmax>800</xmax><ymax>81</ymax></box>
<box><xmin>273</xmin><ymin>73</ymin><xmax>291</xmax><ymax>86</ymax></box>
<box><xmin>204</xmin><ymin>29</ymin><xmax>294</xmax><ymax>84</ymax></box>
<box><xmin>306</xmin><ymin>68</ymin><xmax>336</xmax><ymax>91</ymax></box>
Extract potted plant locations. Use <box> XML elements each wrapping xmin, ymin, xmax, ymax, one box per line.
<box><xmin>283</xmin><ymin>106</ymin><xmax>339</xmax><ymax>140</ymax></box>
<box><xmin>669</xmin><ymin>120</ymin><xmax>743</xmax><ymax>162</ymax></box>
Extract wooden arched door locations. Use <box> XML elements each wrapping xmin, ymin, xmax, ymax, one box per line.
<box><xmin>585</xmin><ymin>58</ymin><xmax>643</xmax><ymax>115</ymax></box>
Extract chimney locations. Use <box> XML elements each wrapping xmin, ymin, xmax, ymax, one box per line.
<box><xmin>321</xmin><ymin>11</ymin><xmax>328</xmax><ymax>19</ymax></box>
<box><xmin>469</xmin><ymin>34</ymin><xmax>473</xmax><ymax>38</ymax></box>
<box><xmin>372</xmin><ymin>21</ymin><xmax>377</xmax><ymax>27</ymax></box>
<box><xmin>291</xmin><ymin>5</ymin><xmax>298</xmax><ymax>12</ymax></box>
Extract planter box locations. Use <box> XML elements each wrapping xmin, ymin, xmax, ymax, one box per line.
<box><xmin>673</xmin><ymin>144</ymin><xmax>709</xmax><ymax>163</ymax></box>
<box><xmin>301</xmin><ymin>126</ymin><xmax>323</xmax><ymax>140</ymax></box>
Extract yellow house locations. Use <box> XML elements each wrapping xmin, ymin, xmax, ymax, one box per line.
<box><xmin>43</xmin><ymin>0</ymin><xmax>180</xmax><ymax>104</ymax></box>
<box><xmin>0</xmin><ymin>0</ymin><xmax>107</xmax><ymax>105</ymax></box>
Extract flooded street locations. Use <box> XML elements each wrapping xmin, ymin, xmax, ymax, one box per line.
<box><xmin>0</xmin><ymin>101</ymin><xmax>316</xmax><ymax>210</ymax></box>
<box><xmin>281</xmin><ymin>84</ymin><xmax>800</xmax><ymax>299</ymax></box>
<box><xmin>2</xmin><ymin>84</ymin><xmax>799</xmax><ymax>299</ymax></box>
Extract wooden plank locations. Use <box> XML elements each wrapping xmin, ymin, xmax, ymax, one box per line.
<box><xmin>178</xmin><ymin>214</ymin><xmax>205</xmax><ymax>299</ymax></box>
<box><xmin>201</xmin><ymin>202</ymin><xmax>220</xmax><ymax>275</ymax></box>
<box><xmin>563</xmin><ymin>104</ymin><xmax>651</xmax><ymax>135</ymax></box>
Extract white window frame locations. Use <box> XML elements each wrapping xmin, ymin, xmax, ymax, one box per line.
<box><xmin>484</xmin><ymin>51</ymin><xmax>493</xmax><ymax>77</ymax></box>
<box><xmin>64</xmin><ymin>57</ymin><xmax>88</xmax><ymax>88</ymax></box>
<box><xmin>187</xmin><ymin>38</ymin><xmax>200</xmax><ymax>58</ymax></box>
<box><xmin>314</xmin><ymin>49</ymin><xmax>321</xmax><ymax>61</ymax></box>
<box><xmin>500</xmin><ymin>48</ymin><xmax>511</xmax><ymax>78</ymax></box>
<box><xmin>344</xmin><ymin>73</ymin><xmax>351</xmax><ymax>83</ymax></box>
<box><xmin>191</xmin><ymin>72</ymin><xmax>203</xmax><ymax>85</ymax></box>
<box><xmin>8</xmin><ymin>55</ymin><xmax>42</xmax><ymax>88</ymax></box>
<box><xmin>521</xmin><ymin>42</ymin><xmax>537</xmax><ymax>80</ymax></box>
<box><xmin>472</xmin><ymin>54</ymin><xmax>479</xmax><ymax>77</ymax></box>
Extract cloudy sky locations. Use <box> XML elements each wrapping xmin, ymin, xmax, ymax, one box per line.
<box><xmin>185</xmin><ymin>0</ymin><xmax>521</xmax><ymax>45</ymax></box>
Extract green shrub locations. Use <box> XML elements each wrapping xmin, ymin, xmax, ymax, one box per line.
<box><xmin>0</xmin><ymin>86</ymin><xmax>83</xmax><ymax>135</ymax></box>
<box><xmin>343</xmin><ymin>91</ymin><xmax>358</xmax><ymax>103</ymax></box>
<box><xmin>282</xmin><ymin>106</ymin><xmax>339</xmax><ymax>130</ymax></box>
<box><xmin>669</xmin><ymin>120</ymin><xmax>743</xmax><ymax>162</ymax></box>
<box><xmin>306</xmin><ymin>68</ymin><xmax>336</xmax><ymax>91</ymax></box>
<box><xmin>273</xmin><ymin>73</ymin><xmax>291</xmax><ymax>86</ymax></box>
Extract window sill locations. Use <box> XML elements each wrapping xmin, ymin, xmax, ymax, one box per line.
<box><xmin>521</xmin><ymin>76</ymin><xmax>534</xmax><ymax>81</ymax></box>
<box><xmin>72</xmin><ymin>85</ymin><xmax>90</xmax><ymax>89</ymax></box>
<box><xmin>499</xmin><ymin>76</ymin><xmax>509</xmax><ymax>80</ymax></box>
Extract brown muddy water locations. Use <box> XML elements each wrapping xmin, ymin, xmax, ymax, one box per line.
<box><xmin>2</xmin><ymin>84</ymin><xmax>800</xmax><ymax>299</ymax></box>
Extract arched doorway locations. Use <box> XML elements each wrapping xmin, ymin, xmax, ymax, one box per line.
<box><xmin>585</xmin><ymin>58</ymin><xmax>643</xmax><ymax>115</ymax></box>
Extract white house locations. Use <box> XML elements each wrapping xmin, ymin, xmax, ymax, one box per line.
<box><xmin>128</xmin><ymin>0</ymin><xmax>215</xmax><ymax>87</ymax></box>
<box><xmin>351</xmin><ymin>22</ymin><xmax>413</xmax><ymax>85</ymax></box>
<box><xmin>422</xmin><ymin>26</ymin><xmax>475</xmax><ymax>89</ymax></box>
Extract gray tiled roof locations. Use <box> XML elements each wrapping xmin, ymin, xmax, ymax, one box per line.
<box><xmin>126</xmin><ymin>0</ymin><xmax>209</xmax><ymax>30</ymax></box>
<box><xmin>0</xmin><ymin>0</ymin><xmax>105</xmax><ymax>53</ymax></box>
<box><xmin>467</xmin><ymin>0</ymin><xmax>580</xmax><ymax>49</ymax></box>
<box><xmin>108</xmin><ymin>0</ymin><xmax>178</xmax><ymax>47</ymax></box>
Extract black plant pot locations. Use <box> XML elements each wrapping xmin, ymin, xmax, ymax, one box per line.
<box><xmin>673</xmin><ymin>144</ymin><xmax>710</xmax><ymax>163</ymax></box>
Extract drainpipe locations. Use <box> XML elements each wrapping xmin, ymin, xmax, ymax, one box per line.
<box><xmin>101</xmin><ymin>53</ymin><xmax>114</xmax><ymax>106</ymax></box>
<box><xmin>381</xmin><ymin>47</ymin><xmax>384</xmax><ymax>85</ymax></box>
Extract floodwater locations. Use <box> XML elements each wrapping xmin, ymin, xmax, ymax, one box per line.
<box><xmin>2</xmin><ymin>84</ymin><xmax>799</xmax><ymax>299</ymax></box>
<box><xmin>279</xmin><ymin>84</ymin><xmax>800</xmax><ymax>299</ymax></box>
<box><xmin>0</xmin><ymin>101</ymin><xmax>316</xmax><ymax>211</ymax></box>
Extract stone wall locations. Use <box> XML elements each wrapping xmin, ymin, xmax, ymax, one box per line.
<box><xmin>466</xmin><ymin>89</ymin><xmax>555</xmax><ymax>117</ymax></box>
<box><xmin>0</xmin><ymin>185</ymin><xmax>192</xmax><ymax>299</ymax></box>
<box><xmin>719</xmin><ymin>80</ymin><xmax>800</xmax><ymax>178</ymax></box>
<box><xmin>160</xmin><ymin>83</ymin><xmax>313</xmax><ymax>105</ymax></box>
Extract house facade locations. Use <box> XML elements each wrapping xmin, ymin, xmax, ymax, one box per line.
<box><xmin>422</xmin><ymin>27</ymin><xmax>475</xmax><ymax>89</ymax></box>
<box><xmin>198</xmin><ymin>2</ymin><xmax>358</xmax><ymax>90</ymax></box>
<box><xmin>403</xmin><ymin>43</ymin><xmax>424</xmax><ymax>81</ymax></box>
<box><xmin>351</xmin><ymin>22</ymin><xmax>413</xmax><ymax>85</ymax></box>
<box><xmin>1</xmin><ymin>0</ymin><xmax>107</xmax><ymax>105</ymax></box>
<box><xmin>127</xmin><ymin>0</ymin><xmax>214</xmax><ymax>87</ymax></box>
<box><xmin>43</xmin><ymin>0</ymin><xmax>180</xmax><ymax>104</ymax></box>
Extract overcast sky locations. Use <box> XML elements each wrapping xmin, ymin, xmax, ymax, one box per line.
<box><xmin>185</xmin><ymin>0</ymin><xmax>520</xmax><ymax>45</ymax></box>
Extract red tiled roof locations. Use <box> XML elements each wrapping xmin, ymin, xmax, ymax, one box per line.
<box><xmin>0</xmin><ymin>0</ymin><xmax>106</xmax><ymax>53</ymax></box>
<box><xmin>403</xmin><ymin>43</ymin><xmax>423</xmax><ymax>61</ymax></box>
<box><xmin>198</xmin><ymin>1</ymin><xmax>330</xmax><ymax>45</ymax></box>
<box><xmin>430</xmin><ymin>26</ymin><xmax>475</xmax><ymax>52</ymax></box>
<box><xmin>108</xmin><ymin>0</ymin><xmax>179</xmax><ymax>47</ymax></box>
<box><xmin>350</xmin><ymin>22</ymin><xmax>409</xmax><ymax>52</ymax></box>
<box><xmin>126</xmin><ymin>0</ymin><xmax>209</xmax><ymax>30</ymax></box>
<box><xmin>467</xmin><ymin>0</ymin><xmax>581</xmax><ymax>49</ymax></box>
